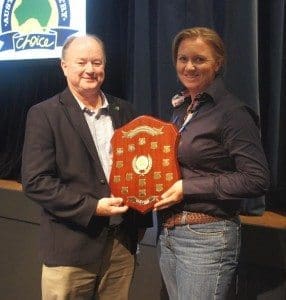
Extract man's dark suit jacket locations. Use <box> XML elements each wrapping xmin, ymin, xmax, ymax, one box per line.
<box><xmin>22</xmin><ymin>87</ymin><xmax>151</xmax><ymax>266</ymax></box>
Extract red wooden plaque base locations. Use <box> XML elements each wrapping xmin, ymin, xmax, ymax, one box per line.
<box><xmin>109</xmin><ymin>115</ymin><xmax>181</xmax><ymax>214</ymax></box>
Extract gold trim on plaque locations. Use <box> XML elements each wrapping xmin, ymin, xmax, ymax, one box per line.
<box><xmin>166</xmin><ymin>173</ymin><xmax>174</xmax><ymax>181</ymax></box>
<box><xmin>132</xmin><ymin>155</ymin><xmax>152</xmax><ymax>175</ymax></box>
<box><xmin>139</xmin><ymin>178</ymin><xmax>146</xmax><ymax>186</ymax></box>
<box><xmin>163</xmin><ymin>145</ymin><xmax>171</xmax><ymax>153</ymax></box>
<box><xmin>122</xmin><ymin>125</ymin><xmax>164</xmax><ymax>138</ymax></box>
<box><xmin>121</xmin><ymin>187</ymin><xmax>129</xmax><ymax>194</ymax></box>
<box><xmin>162</xmin><ymin>159</ymin><xmax>170</xmax><ymax>167</ymax></box>
<box><xmin>127</xmin><ymin>195</ymin><xmax>159</xmax><ymax>205</ymax></box>
<box><xmin>126</xmin><ymin>173</ymin><xmax>133</xmax><ymax>181</ymax></box>
<box><xmin>150</xmin><ymin>142</ymin><xmax>158</xmax><ymax>149</ymax></box>
<box><xmin>128</xmin><ymin>144</ymin><xmax>136</xmax><ymax>152</ymax></box>
<box><xmin>116</xmin><ymin>148</ymin><xmax>124</xmax><ymax>155</ymax></box>
<box><xmin>113</xmin><ymin>175</ymin><xmax>121</xmax><ymax>183</ymax></box>
<box><xmin>156</xmin><ymin>184</ymin><xmax>164</xmax><ymax>192</ymax></box>
<box><xmin>139</xmin><ymin>189</ymin><xmax>147</xmax><ymax>197</ymax></box>
<box><xmin>153</xmin><ymin>172</ymin><xmax>162</xmax><ymax>179</ymax></box>
<box><xmin>138</xmin><ymin>137</ymin><xmax>146</xmax><ymax>145</ymax></box>
<box><xmin>116</xmin><ymin>161</ymin><xmax>123</xmax><ymax>168</ymax></box>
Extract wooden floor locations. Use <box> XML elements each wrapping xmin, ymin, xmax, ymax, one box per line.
<box><xmin>1</xmin><ymin>179</ymin><xmax>286</xmax><ymax>229</ymax></box>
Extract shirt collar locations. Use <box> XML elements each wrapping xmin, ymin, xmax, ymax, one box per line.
<box><xmin>203</xmin><ymin>76</ymin><xmax>225</xmax><ymax>104</ymax></box>
<box><xmin>172</xmin><ymin>76</ymin><xmax>225</xmax><ymax>108</ymax></box>
<box><xmin>75</xmin><ymin>91</ymin><xmax>109</xmax><ymax>115</ymax></box>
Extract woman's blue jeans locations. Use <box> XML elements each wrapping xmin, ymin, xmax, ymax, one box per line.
<box><xmin>158</xmin><ymin>218</ymin><xmax>241</xmax><ymax>300</ymax></box>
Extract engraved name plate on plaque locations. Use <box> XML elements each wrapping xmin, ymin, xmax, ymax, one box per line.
<box><xmin>109</xmin><ymin>115</ymin><xmax>181</xmax><ymax>214</ymax></box>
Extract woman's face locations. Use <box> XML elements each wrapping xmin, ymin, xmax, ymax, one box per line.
<box><xmin>176</xmin><ymin>38</ymin><xmax>220</xmax><ymax>98</ymax></box>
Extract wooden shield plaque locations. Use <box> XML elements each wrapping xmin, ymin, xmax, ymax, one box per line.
<box><xmin>109</xmin><ymin>115</ymin><xmax>181</xmax><ymax>214</ymax></box>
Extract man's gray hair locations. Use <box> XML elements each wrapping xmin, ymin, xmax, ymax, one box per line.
<box><xmin>61</xmin><ymin>34</ymin><xmax>106</xmax><ymax>63</ymax></box>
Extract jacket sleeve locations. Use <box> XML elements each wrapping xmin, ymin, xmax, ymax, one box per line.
<box><xmin>182</xmin><ymin>106</ymin><xmax>270</xmax><ymax>200</ymax></box>
<box><xmin>21</xmin><ymin>104</ymin><xmax>97</xmax><ymax>227</ymax></box>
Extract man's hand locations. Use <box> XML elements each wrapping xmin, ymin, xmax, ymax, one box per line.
<box><xmin>153</xmin><ymin>180</ymin><xmax>183</xmax><ymax>211</ymax></box>
<box><xmin>95</xmin><ymin>197</ymin><xmax>129</xmax><ymax>216</ymax></box>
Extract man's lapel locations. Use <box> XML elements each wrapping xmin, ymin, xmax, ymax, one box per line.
<box><xmin>106</xmin><ymin>95</ymin><xmax>122</xmax><ymax>130</ymax></box>
<box><xmin>58</xmin><ymin>88</ymin><xmax>101</xmax><ymax>163</ymax></box>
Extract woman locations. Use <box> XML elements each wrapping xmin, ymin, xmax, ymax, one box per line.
<box><xmin>154</xmin><ymin>27</ymin><xmax>270</xmax><ymax>299</ymax></box>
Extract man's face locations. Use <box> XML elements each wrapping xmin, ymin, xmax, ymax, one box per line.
<box><xmin>61</xmin><ymin>37</ymin><xmax>105</xmax><ymax>98</ymax></box>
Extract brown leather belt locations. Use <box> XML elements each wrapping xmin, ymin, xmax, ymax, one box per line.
<box><xmin>162</xmin><ymin>211</ymin><xmax>222</xmax><ymax>229</ymax></box>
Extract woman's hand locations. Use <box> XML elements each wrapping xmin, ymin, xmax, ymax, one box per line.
<box><xmin>153</xmin><ymin>180</ymin><xmax>183</xmax><ymax>211</ymax></box>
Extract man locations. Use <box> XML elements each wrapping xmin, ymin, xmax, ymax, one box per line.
<box><xmin>21</xmin><ymin>35</ymin><xmax>151</xmax><ymax>299</ymax></box>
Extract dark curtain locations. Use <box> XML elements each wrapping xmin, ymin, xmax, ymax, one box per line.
<box><xmin>0</xmin><ymin>0</ymin><xmax>285</xmax><ymax>210</ymax></box>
